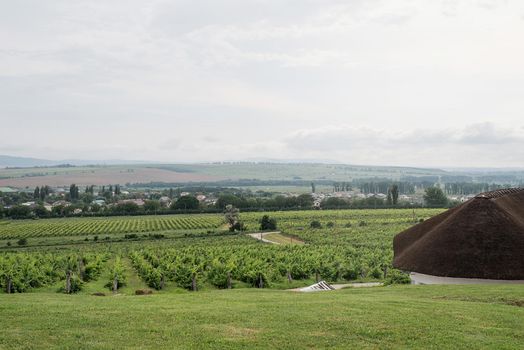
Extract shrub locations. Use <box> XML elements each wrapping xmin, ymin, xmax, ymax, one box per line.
<box><xmin>61</xmin><ymin>275</ymin><xmax>83</xmax><ymax>293</ymax></box>
<box><xmin>173</xmin><ymin>265</ymin><xmax>194</xmax><ymax>290</ymax></box>
<box><xmin>259</xmin><ymin>215</ymin><xmax>277</xmax><ymax>231</ymax></box>
<box><xmin>326</xmin><ymin>221</ymin><xmax>335</xmax><ymax>228</ymax></box>
<box><xmin>207</xmin><ymin>261</ymin><xmax>230</xmax><ymax>289</ymax></box>
<box><xmin>358</xmin><ymin>221</ymin><xmax>367</xmax><ymax>227</ymax></box>
<box><xmin>106</xmin><ymin>257</ymin><xmax>127</xmax><ymax>291</ymax></box>
<box><xmin>384</xmin><ymin>269</ymin><xmax>411</xmax><ymax>285</ymax></box>
<box><xmin>370</xmin><ymin>267</ymin><xmax>383</xmax><ymax>279</ymax></box>
<box><xmin>341</xmin><ymin>264</ymin><xmax>359</xmax><ymax>280</ymax></box>
<box><xmin>17</xmin><ymin>238</ymin><xmax>28</xmax><ymax>246</ymax></box>
<box><xmin>145</xmin><ymin>268</ymin><xmax>163</xmax><ymax>290</ymax></box>
<box><xmin>344</xmin><ymin>222</ymin><xmax>352</xmax><ymax>228</ymax></box>
<box><xmin>310</xmin><ymin>220</ymin><xmax>322</xmax><ymax>229</ymax></box>
<box><xmin>229</xmin><ymin>221</ymin><xmax>246</xmax><ymax>232</ymax></box>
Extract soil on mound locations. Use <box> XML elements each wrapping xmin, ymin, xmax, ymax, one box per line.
<box><xmin>393</xmin><ymin>188</ymin><xmax>524</xmax><ymax>280</ymax></box>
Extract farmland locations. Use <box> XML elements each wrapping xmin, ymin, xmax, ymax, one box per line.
<box><xmin>0</xmin><ymin>214</ymin><xmax>224</xmax><ymax>239</ymax></box>
<box><xmin>0</xmin><ymin>162</ymin><xmax>452</xmax><ymax>187</ymax></box>
<box><xmin>1</xmin><ymin>208</ymin><xmax>523</xmax><ymax>349</ymax></box>
<box><xmin>0</xmin><ymin>165</ymin><xmax>221</xmax><ymax>187</ymax></box>
<box><xmin>0</xmin><ymin>208</ymin><xmax>440</xmax><ymax>294</ymax></box>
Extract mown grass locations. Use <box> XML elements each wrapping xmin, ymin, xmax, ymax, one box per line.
<box><xmin>0</xmin><ymin>284</ymin><xmax>522</xmax><ymax>349</ymax></box>
<box><xmin>264</xmin><ymin>232</ymin><xmax>305</xmax><ymax>245</ymax></box>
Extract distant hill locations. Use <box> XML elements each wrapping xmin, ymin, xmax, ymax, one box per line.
<box><xmin>1</xmin><ymin>154</ymin><xmax>523</xmax><ymax>188</ymax></box>
<box><xmin>0</xmin><ymin>155</ymin><xmax>58</xmax><ymax>168</ymax></box>
<box><xmin>0</xmin><ymin>155</ymin><xmax>154</xmax><ymax>168</ymax></box>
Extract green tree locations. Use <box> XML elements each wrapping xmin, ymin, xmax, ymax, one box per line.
<box><xmin>391</xmin><ymin>184</ymin><xmax>399</xmax><ymax>205</ymax></box>
<box><xmin>321</xmin><ymin>197</ymin><xmax>348</xmax><ymax>209</ymax></box>
<box><xmin>113</xmin><ymin>202</ymin><xmax>140</xmax><ymax>214</ymax></box>
<box><xmin>144</xmin><ymin>200</ymin><xmax>161</xmax><ymax>212</ymax></box>
<box><xmin>69</xmin><ymin>184</ymin><xmax>79</xmax><ymax>201</ymax></box>
<box><xmin>172</xmin><ymin>195</ymin><xmax>199</xmax><ymax>210</ymax></box>
<box><xmin>296</xmin><ymin>194</ymin><xmax>314</xmax><ymax>208</ymax></box>
<box><xmin>224</xmin><ymin>205</ymin><xmax>244</xmax><ymax>232</ymax></box>
<box><xmin>40</xmin><ymin>186</ymin><xmax>48</xmax><ymax>201</ymax></box>
<box><xmin>8</xmin><ymin>205</ymin><xmax>32</xmax><ymax>219</ymax></box>
<box><xmin>424</xmin><ymin>187</ymin><xmax>448</xmax><ymax>207</ymax></box>
<box><xmin>33</xmin><ymin>187</ymin><xmax>40</xmax><ymax>201</ymax></box>
<box><xmin>259</xmin><ymin>215</ymin><xmax>277</xmax><ymax>231</ymax></box>
<box><xmin>215</xmin><ymin>194</ymin><xmax>245</xmax><ymax>209</ymax></box>
<box><xmin>33</xmin><ymin>205</ymin><xmax>49</xmax><ymax>218</ymax></box>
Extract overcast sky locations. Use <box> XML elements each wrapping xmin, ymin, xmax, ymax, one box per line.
<box><xmin>1</xmin><ymin>0</ymin><xmax>524</xmax><ymax>167</ymax></box>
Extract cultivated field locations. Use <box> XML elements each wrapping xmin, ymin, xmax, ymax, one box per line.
<box><xmin>0</xmin><ymin>214</ymin><xmax>224</xmax><ymax>239</ymax></box>
<box><xmin>1</xmin><ymin>208</ymin><xmax>522</xmax><ymax>349</ymax></box>
<box><xmin>0</xmin><ymin>166</ymin><xmax>221</xmax><ymax>187</ymax></box>
<box><xmin>0</xmin><ymin>208</ymin><xmax>442</xmax><ymax>294</ymax></box>
<box><xmin>0</xmin><ymin>162</ymin><xmax>449</xmax><ymax>187</ymax></box>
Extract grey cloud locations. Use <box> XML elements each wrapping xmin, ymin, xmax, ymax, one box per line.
<box><xmin>475</xmin><ymin>0</ymin><xmax>506</xmax><ymax>10</ymax></box>
<box><xmin>282</xmin><ymin>122</ymin><xmax>524</xmax><ymax>167</ymax></box>
<box><xmin>159</xmin><ymin>139</ymin><xmax>183</xmax><ymax>150</ymax></box>
<box><xmin>285</xmin><ymin>122</ymin><xmax>524</xmax><ymax>151</ymax></box>
<box><xmin>456</xmin><ymin>122</ymin><xmax>516</xmax><ymax>145</ymax></box>
<box><xmin>150</xmin><ymin>0</ymin><xmax>356</xmax><ymax>36</ymax></box>
<box><xmin>1</xmin><ymin>1</ymin><xmax>524</xmax><ymax>167</ymax></box>
<box><xmin>202</xmin><ymin>136</ymin><xmax>220</xmax><ymax>143</ymax></box>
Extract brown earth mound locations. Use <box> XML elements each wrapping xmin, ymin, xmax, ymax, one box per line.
<box><xmin>135</xmin><ymin>289</ymin><xmax>153</xmax><ymax>295</ymax></box>
<box><xmin>393</xmin><ymin>188</ymin><xmax>524</xmax><ymax>280</ymax></box>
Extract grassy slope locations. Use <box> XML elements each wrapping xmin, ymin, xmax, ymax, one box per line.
<box><xmin>0</xmin><ymin>285</ymin><xmax>522</xmax><ymax>349</ymax></box>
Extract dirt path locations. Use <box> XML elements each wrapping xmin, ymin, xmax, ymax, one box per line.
<box><xmin>247</xmin><ymin>231</ymin><xmax>281</xmax><ymax>244</ymax></box>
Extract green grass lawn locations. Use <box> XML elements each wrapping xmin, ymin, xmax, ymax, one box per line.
<box><xmin>1</xmin><ymin>285</ymin><xmax>522</xmax><ymax>349</ymax></box>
